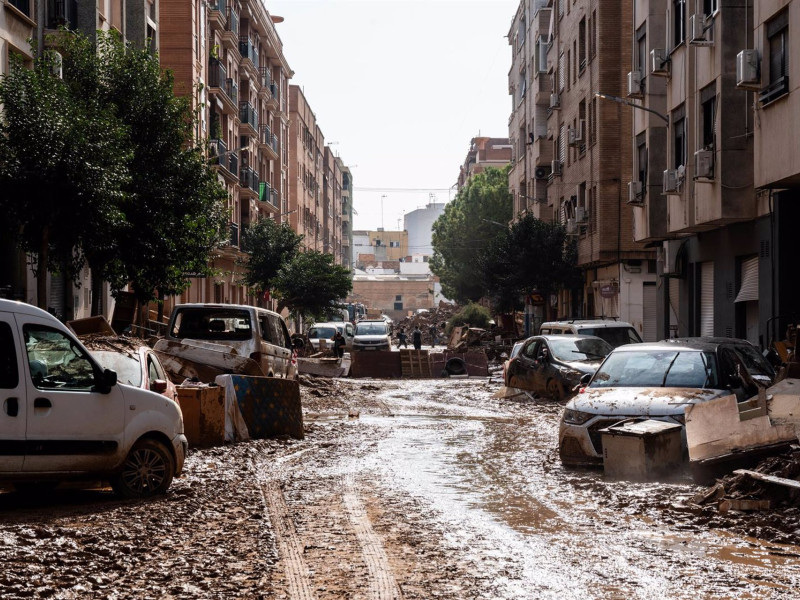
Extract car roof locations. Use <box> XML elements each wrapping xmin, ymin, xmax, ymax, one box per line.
<box><xmin>541</xmin><ymin>319</ymin><xmax>636</xmax><ymax>329</ymax></box>
<box><xmin>612</xmin><ymin>339</ymin><xmax>727</xmax><ymax>353</ymax></box>
<box><xmin>0</xmin><ymin>299</ymin><xmax>56</xmax><ymax>320</ymax></box>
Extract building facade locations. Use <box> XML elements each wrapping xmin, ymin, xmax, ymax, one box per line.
<box><xmin>509</xmin><ymin>0</ymin><xmax>657</xmax><ymax>339</ymax></box>
<box><xmin>404</xmin><ymin>202</ymin><xmax>446</xmax><ymax>258</ymax></box>
<box><xmin>337</xmin><ymin>158</ymin><xmax>354</xmax><ymax>269</ymax></box>
<box><xmin>456</xmin><ymin>136</ymin><xmax>513</xmax><ymax>190</ymax></box>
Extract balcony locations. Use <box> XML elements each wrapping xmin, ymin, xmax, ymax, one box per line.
<box><xmin>228</xmin><ymin>152</ymin><xmax>239</xmax><ymax>179</ymax></box>
<box><xmin>271</xmin><ymin>188</ymin><xmax>279</xmax><ymax>208</ymax></box>
<box><xmin>225</xmin><ymin>79</ymin><xmax>238</xmax><ymax>106</ymax></box>
<box><xmin>222</xmin><ymin>7</ymin><xmax>240</xmax><ymax>52</ymax></box>
<box><xmin>260</xmin><ymin>66</ymin><xmax>272</xmax><ymax>89</ymax></box>
<box><xmin>258</xmin><ymin>181</ymin><xmax>271</xmax><ymax>203</ymax></box>
<box><xmin>208</xmin><ymin>59</ymin><xmax>238</xmax><ymax>116</ymax></box>
<box><xmin>239</xmin><ymin>36</ymin><xmax>259</xmax><ymax>75</ymax></box>
<box><xmin>239</xmin><ymin>166</ymin><xmax>259</xmax><ymax>196</ymax></box>
<box><xmin>209</xmin><ymin>0</ymin><xmax>226</xmax><ymax>30</ymax></box>
<box><xmin>267</xmin><ymin>82</ymin><xmax>279</xmax><ymax>110</ymax></box>
<box><xmin>209</xmin><ymin>138</ymin><xmax>228</xmax><ymax>171</ymax></box>
<box><xmin>229</xmin><ymin>221</ymin><xmax>239</xmax><ymax>247</ymax></box>
<box><xmin>239</xmin><ymin>101</ymin><xmax>258</xmax><ymax>134</ymax></box>
<box><xmin>259</xmin><ymin>124</ymin><xmax>279</xmax><ymax>160</ymax></box>
<box><xmin>47</xmin><ymin>0</ymin><xmax>78</xmax><ymax>29</ymax></box>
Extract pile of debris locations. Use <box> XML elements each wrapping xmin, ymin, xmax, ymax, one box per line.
<box><xmin>690</xmin><ymin>449</ymin><xmax>800</xmax><ymax>513</ymax></box>
<box><xmin>392</xmin><ymin>302</ymin><xmax>460</xmax><ymax>346</ymax></box>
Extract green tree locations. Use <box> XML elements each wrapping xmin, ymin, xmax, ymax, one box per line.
<box><xmin>240</xmin><ymin>218</ymin><xmax>304</xmax><ymax>295</ymax></box>
<box><xmin>0</xmin><ymin>48</ymin><xmax>130</xmax><ymax>310</ymax></box>
<box><xmin>479</xmin><ymin>213</ymin><xmax>582</xmax><ymax>314</ymax></box>
<box><xmin>272</xmin><ymin>251</ymin><xmax>353</xmax><ymax>326</ymax></box>
<box><xmin>430</xmin><ymin>166</ymin><xmax>512</xmax><ymax>302</ymax></box>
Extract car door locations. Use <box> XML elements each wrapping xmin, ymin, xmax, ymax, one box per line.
<box><xmin>514</xmin><ymin>339</ymin><xmax>541</xmax><ymax>390</ymax></box>
<box><xmin>21</xmin><ymin>318</ymin><xmax>126</xmax><ymax>473</ymax></box>
<box><xmin>532</xmin><ymin>339</ymin><xmax>558</xmax><ymax>394</ymax></box>
<box><xmin>0</xmin><ymin>315</ymin><xmax>25</xmax><ymax>472</ymax></box>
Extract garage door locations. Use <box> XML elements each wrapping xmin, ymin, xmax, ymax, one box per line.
<box><xmin>642</xmin><ymin>283</ymin><xmax>657</xmax><ymax>342</ymax></box>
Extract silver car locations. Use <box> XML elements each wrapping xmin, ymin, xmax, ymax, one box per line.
<box><xmin>558</xmin><ymin>338</ymin><xmax>775</xmax><ymax>466</ymax></box>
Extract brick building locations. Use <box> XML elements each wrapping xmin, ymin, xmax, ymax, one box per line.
<box><xmin>456</xmin><ymin>136</ymin><xmax>513</xmax><ymax>190</ymax></box>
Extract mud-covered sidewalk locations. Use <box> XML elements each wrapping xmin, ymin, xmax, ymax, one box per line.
<box><xmin>1</xmin><ymin>378</ymin><xmax>799</xmax><ymax>599</ymax></box>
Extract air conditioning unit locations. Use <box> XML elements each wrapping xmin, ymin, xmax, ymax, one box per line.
<box><xmin>628</xmin><ymin>181</ymin><xmax>644</xmax><ymax>204</ymax></box>
<box><xmin>627</xmin><ymin>71</ymin><xmax>643</xmax><ymax>98</ymax></box>
<box><xmin>576</xmin><ymin>206</ymin><xmax>587</xmax><ymax>222</ymax></box>
<box><xmin>662</xmin><ymin>239</ymin><xmax>684</xmax><ymax>276</ymax></box>
<box><xmin>566</xmin><ymin>218</ymin><xmax>577</xmax><ymax>234</ymax></box>
<box><xmin>534</xmin><ymin>166</ymin><xmax>551</xmax><ymax>179</ymax></box>
<box><xmin>663</xmin><ymin>169</ymin><xmax>679</xmax><ymax>193</ymax></box>
<box><xmin>689</xmin><ymin>14</ymin><xmax>713</xmax><ymax>46</ymax></box>
<box><xmin>549</xmin><ymin>92</ymin><xmax>561</xmax><ymax>109</ymax></box>
<box><xmin>575</xmin><ymin>119</ymin><xmax>585</xmax><ymax>142</ymax></box>
<box><xmin>651</xmin><ymin>48</ymin><xmax>669</xmax><ymax>77</ymax></box>
<box><xmin>551</xmin><ymin>160</ymin><xmax>562</xmax><ymax>175</ymax></box>
<box><xmin>568</xmin><ymin>127</ymin><xmax>578</xmax><ymax>146</ymax></box>
<box><xmin>50</xmin><ymin>51</ymin><xmax>63</xmax><ymax>79</ymax></box>
<box><xmin>694</xmin><ymin>149</ymin><xmax>714</xmax><ymax>178</ymax></box>
<box><xmin>736</xmin><ymin>49</ymin><xmax>760</xmax><ymax>90</ymax></box>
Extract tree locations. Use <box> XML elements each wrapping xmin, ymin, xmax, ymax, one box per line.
<box><xmin>240</xmin><ymin>218</ymin><xmax>304</xmax><ymax>296</ymax></box>
<box><xmin>272</xmin><ymin>251</ymin><xmax>353</xmax><ymax>326</ymax></box>
<box><xmin>478</xmin><ymin>213</ymin><xmax>582</xmax><ymax>314</ymax></box>
<box><xmin>0</xmin><ymin>48</ymin><xmax>130</xmax><ymax>310</ymax></box>
<box><xmin>430</xmin><ymin>166</ymin><xmax>513</xmax><ymax>302</ymax></box>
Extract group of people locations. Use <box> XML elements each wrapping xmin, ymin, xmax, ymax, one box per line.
<box><xmin>396</xmin><ymin>323</ymin><xmax>441</xmax><ymax>350</ymax></box>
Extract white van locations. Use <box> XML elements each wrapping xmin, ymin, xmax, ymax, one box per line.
<box><xmin>0</xmin><ymin>299</ymin><xmax>186</xmax><ymax>497</ymax></box>
<box><xmin>161</xmin><ymin>304</ymin><xmax>297</xmax><ymax>379</ymax></box>
<box><xmin>538</xmin><ymin>319</ymin><xmax>642</xmax><ymax>348</ymax></box>
<box><xmin>307</xmin><ymin>321</ymin><xmax>355</xmax><ymax>351</ymax></box>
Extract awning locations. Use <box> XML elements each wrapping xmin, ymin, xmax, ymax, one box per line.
<box><xmin>734</xmin><ymin>256</ymin><xmax>759</xmax><ymax>303</ymax></box>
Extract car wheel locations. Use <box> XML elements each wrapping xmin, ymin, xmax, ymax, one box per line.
<box><xmin>546</xmin><ymin>378</ymin><xmax>565</xmax><ymax>401</ymax></box>
<box><xmin>445</xmin><ymin>357</ymin><xmax>467</xmax><ymax>376</ymax></box>
<box><xmin>111</xmin><ymin>439</ymin><xmax>175</xmax><ymax>499</ymax></box>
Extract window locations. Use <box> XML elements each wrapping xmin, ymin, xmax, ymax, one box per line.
<box><xmin>762</xmin><ymin>11</ymin><xmax>789</xmax><ymax>104</ymax></box>
<box><xmin>395</xmin><ymin>295</ymin><xmax>402</xmax><ymax>301</ymax></box>
<box><xmin>703</xmin><ymin>0</ymin><xmax>718</xmax><ymax>16</ymax></box>
<box><xmin>589</xmin><ymin>11</ymin><xmax>597</xmax><ymax>59</ymax></box>
<box><xmin>636</xmin><ymin>132</ymin><xmax>647</xmax><ymax>188</ymax></box>
<box><xmin>8</xmin><ymin>0</ymin><xmax>31</xmax><ymax>18</ymax></box>
<box><xmin>518</xmin><ymin>67</ymin><xmax>527</xmax><ymax>101</ymax></box>
<box><xmin>558</xmin><ymin>52</ymin><xmax>565</xmax><ymax>91</ymax></box>
<box><xmin>0</xmin><ymin>322</ymin><xmax>19</xmax><ymax>389</ymax></box>
<box><xmin>672</xmin><ymin>0</ymin><xmax>685</xmax><ymax>48</ymax></box>
<box><xmin>672</xmin><ymin>104</ymin><xmax>686</xmax><ymax>169</ymax></box>
<box><xmin>389</xmin><ymin>241</ymin><xmax>400</xmax><ymax>248</ymax></box>
<box><xmin>636</xmin><ymin>25</ymin><xmax>647</xmax><ymax>80</ymax></box>
<box><xmin>579</xmin><ymin>18</ymin><xmax>586</xmax><ymax>69</ymax></box>
<box><xmin>24</xmin><ymin>326</ymin><xmax>96</xmax><ymax>390</ymax></box>
<box><xmin>588</xmin><ymin>97</ymin><xmax>596</xmax><ymax>146</ymax></box>
<box><xmin>700</xmin><ymin>84</ymin><xmax>716</xmax><ymax>149</ymax></box>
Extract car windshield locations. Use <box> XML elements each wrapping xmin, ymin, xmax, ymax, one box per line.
<box><xmin>308</xmin><ymin>327</ymin><xmax>336</xmax><ymax>339</ymax></box>
<box><xmin>733</xmin><ymin>344</ymin><xmax>775</xmax><ymax>379</ymax></box>
<box><xmin>91</xmin><ymin>350</ymin><xmax>142</xmax><ymax>387</ymax></box>
<box><xmin>548</xmin><ymin>337</ymin><xmax>612</xmax><ymax>362</ymax></box>
<box><xmin>590</xmin><ymin>350</ymin><xmax>718</xmax><ymax>389</ymax></box>
<box><xmin>578</xmin><ymin>326</ymin><xmax>642</xmax><ymax>347</ymax></box>
<box><xmin>355</xmin><ymin>323</ymin><xmax>388</xmax><ymax>335</ymax></box>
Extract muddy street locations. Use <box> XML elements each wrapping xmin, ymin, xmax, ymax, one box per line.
<box><xmin>2</xmin><ymin>377</ymin><xmax>800</xmax><ymax>599</ymax></box>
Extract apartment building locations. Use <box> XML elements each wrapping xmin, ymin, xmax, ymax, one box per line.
<box><xmin>628</xmin><ymin>0</ymin><xmax>791</xmax><ymax>347</ymax></box>
<box><xmin>337</xmin><ymin>158</ymin><xmax>354</xmax><ymax>269</ymax></box>
<box><xmin>509</xmin><ymin>0</ymin><xmax>657</xmax><ymax>339</ymax></box>
<box><xmin>456</xmin><ymin>136</ymin><xmax>512</xmax><ymax>190</ymax></box>
<box><xmin>322</xmin><ymin>146</ymin><xmax>343</xmax><ymax>262</ymax></box>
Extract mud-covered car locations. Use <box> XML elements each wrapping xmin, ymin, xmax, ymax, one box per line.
<box><xmin>505</xmin><ymin>335</ymin><xmax>612</xmax><ymax>400</ymax></box>
<box><xmin>88</xmin><ymin>344</ymin><xmax>178</xmax><ymax>404</ymax></box>
<box><xmin>539</xmin><ymin>319</ymin><xmax>642</xmax><ymax>348</ymax></box>
<box><xmin>501</xmin><ymin>340</ymin><xmax>525</xmax><ymax>386</ymax></box>
<box><xmin>558</xmin><ymin>338</ymin><xmax>776</xmax><ymax>466</ymax></box>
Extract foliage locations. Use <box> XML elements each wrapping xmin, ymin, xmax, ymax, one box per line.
<box><xmin>478</xmin><ymin>213</ymin><xmax>582</xmax><ymax>313</ymax></box>
<box><xmin>0</xmin><ymin>47</ymin><xmax>130</xmax><ymax>308</ymax></box>
<box><xmin>240</xmin><ymin>218</ymin><xmax>304</xmax><ymax>293</ymax></box>
<box><xmin>430</xmin><ymin>166</ymin><xmax>512</xmax><ymax>302</ymax></box>
<box><xmin>446</xmin><ymin>302</ymin><xmax>492</xmax><ymax>334</ymax></box>
<box><xmin>272</xmin><ymin>251</ymin><xmax>353</xmax><ymax>323</ymax></box>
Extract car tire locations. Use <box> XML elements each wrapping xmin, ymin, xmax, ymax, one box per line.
<box><xmin>111</xmin><ymin>439</ymin><xmax>175</xmax><ymax>499</ymax></box>
<box><xmin>445</xmin><ymin>357</ymin><xmax>467</xmax><ymax>376</ymax></box>
<box><xmin>546</xmin><ymin>378</ymin><xmax>565</xmax><ymax>401</ymax></box>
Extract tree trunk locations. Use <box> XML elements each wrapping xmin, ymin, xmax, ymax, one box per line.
<box><xmin>36</xmin><ymin>226</ymin><xmax>49</xmax><ymax>310</ymax></box>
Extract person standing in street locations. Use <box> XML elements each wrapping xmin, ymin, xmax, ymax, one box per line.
<box><xmin>428</xmin><ymin>324</ymin><xmax>438</xmax><ymax>347</ymax></box>
<box><xmin>331</xmin><ymin>330</ymin><xmax>346</xmax><ymax>359</ymax></box>
<box><xmin>397</xmin><ymin>328</ymin><xmax>408</xmax><ymax>348</ymax></box>
<box><xmin>412</xmin><ymin>325</ymin><xmax>422</xmax><ymax>350</ymax></box>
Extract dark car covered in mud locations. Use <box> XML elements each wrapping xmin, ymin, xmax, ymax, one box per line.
<box><xmin>559</xmin><ymin>338</ymin><xmax>776</xmax><ymax>466</ymax></box>
<box><xmin>504</xmin><ymin>335</ymin><xmax>613</xmax><ymax>400</ymax></box>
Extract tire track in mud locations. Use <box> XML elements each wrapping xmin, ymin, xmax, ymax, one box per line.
<box><xmin>260</xmin><ymin>480</ymin><xmax>317</xmax><ymax>600</ymax></box>
<box><xmin>342</xmin><ymin>473</ymin><xmax>404</xmax><ymax>600</ymax></box>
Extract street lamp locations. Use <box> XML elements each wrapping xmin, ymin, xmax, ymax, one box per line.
<box><xmin>595</xmin><ymin>92</ymin><xmax>669</xmax><ymax>124</ymax></box>
<box><xmin>380</xmin><ymin>194</ymin><xmax>387</xmax><ymax>229</ymax></box>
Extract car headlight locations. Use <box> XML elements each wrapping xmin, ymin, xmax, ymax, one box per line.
<box><xmin>562</xmin><ymin>408</ymin><xmax>594</xmax><ymax>425</ymax></box>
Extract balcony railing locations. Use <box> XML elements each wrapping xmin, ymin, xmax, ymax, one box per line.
<box><xmin>210</xmin><ymin>138</ymin><xmax>228</xmax><ymax>171</ymax></box>
<box><xmin>225</xmin><ymin>78</ymin><xmax>238</xmax><ymax>104</ymax></box>
<box><xmin>239</xmin><ymin>101</ymin><xmax>258</xmax><ymax>130</ymax></box>
<box><xmin>271</xmin><ymin>188</ymin><xmax>279</xmax><ymax>207</ymax></box>
<box><xmin>208</xmin><ymin>58</ymin><xmax>227</xmax><ymax>88</ymax></box>
<box><xmin>210</xmin><ymin>0</ymin><xmax>226</xmax><ymax>14</ymax></box>
<box><xmin>229</xmin><ymin>152</ymin><xmax>239</xmax><ymax>177</ymax></box>
<box><xmin>226</xmin><ymin>7</ymin><xmax>239</xmax><ymax>36</ymax></box>
<box><xmin>229</xmin><ymin>221</ymin><xmax>239</xmax><ymax>247</ymax></box>
<box><xmin>239</xmin><ymin>166</ymin><xmax>259</xmax><ymax>191</ymax></box>
<box><xmin>239</xmin><ymin>36</ymin><xmax>259</xmax><ymax>70</ymax></box>
<box><xmin>260</xmin><ymin>66</ymin><xmax>272</xmax><ymax>89</ymax></box>
<box><xmin>258</xmin><ymin>181</ymin><xmax>270</xmax><ymax>203</ymax></box>
<box><xmin>47</xmin><ymin>0</ymin><xmax>78</xmax><ymax>29</ymax></box>
<box><xmin>269</xmin><ymin>82</ymin><xmax>278</xmax><ymax>102</ymax></box>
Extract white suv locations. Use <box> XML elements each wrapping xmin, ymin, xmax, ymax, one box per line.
<box><xmin>0</xmin><ymin>299</ymin><xmax>186</xmax><ymax>497</ymax></box>
<box><xmin>538</xmin><ymin>320</ymin><xmax>643</xmax><ymax>348</ymax></box>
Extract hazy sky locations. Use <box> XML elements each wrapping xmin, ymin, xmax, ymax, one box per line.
<box><xmin>269</xmin><ymin>0</ymin><xmax>518</xmax><ymax>232</ymax></box>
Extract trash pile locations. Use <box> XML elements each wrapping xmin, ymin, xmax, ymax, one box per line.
<box><xmin>690</xmin><ymin>448</ymin><xmax>800</xmax><ymax>513</ymax></box>
<box><xmin>391</xmin><ymin>302</ymin><xmax>460</xmax><ymax>346</ymax></box>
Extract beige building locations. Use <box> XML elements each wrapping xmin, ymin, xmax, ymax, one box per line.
<box><xmin>349</xmin><ymin>275</ymin><xmax>436</xmax><ymax>321</ymax></box>
<box><xmin>322</xmin><ymin>147</ymin><xmax>343</xmax><ymax>263</ymax></box>
<box><xmin>352</xmin><ymin>229</ymin><xmax>409</xmax><ymax>266</ymax></box>
<box><xmin>456</xmin><ymin>136</ymin><xmax>512</xmax><ymax>190</ymax></box>
<box><xmin>509</xmin><ymin>0</ymin><xmax>657</xmax><ymax>339</ymax></box>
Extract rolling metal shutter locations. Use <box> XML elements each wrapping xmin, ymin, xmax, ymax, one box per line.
<box><xmin>643</xmin><ymin>283</ymin><xmax>657</xmax><ymax>342</ymax></box>
<box><xmin>734</xmin><ymin>256</ymin><xmax>759</xmax><ymax>303</ymax></box>
<box><xmin>700</xmin><ymin>261</ymin><xmax>714</xmax><ymax>337</ymax></box>
<box><xmin>669</xmin><ymin>278</ymin><xmax>680</xmax><ymax>332</ymax></box>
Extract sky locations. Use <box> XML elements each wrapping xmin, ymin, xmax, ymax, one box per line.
<box><xmin>268</xmin><ymin>0</ymin><xmax>518</xmax><ymax>232</ymax></box>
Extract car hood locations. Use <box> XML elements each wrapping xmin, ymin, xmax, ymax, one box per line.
<box><xmin>569</xmin><ymin>387</ymin><xmax>729</xmax><ymax>416</ymax></box>
<box><xmin>354</xmin><ymin>335</ymin><xmax>389</xmax><ymax>342</ymax></box>
<box><xmin>555</xmin><ymin>359</ymin><xmax>603</xmax><ymax>374</ymax></box>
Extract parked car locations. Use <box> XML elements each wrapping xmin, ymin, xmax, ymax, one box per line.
<box><xmin>157</xmin><ymin>303</ymin><xmax>297</xmax><ymax>379</ymax></box>
<box><xmin>88</xmin><ymin>344</ymin><xmax>178</xmax><ymax>404</ymax></box>
<box><xmin>307</xmin><ymin>321</ymin><xmax>355</xmax><ymax>352</ymax></box>
<box><xmin>0</xmin><ymin>299</ymin><xmax>186</xmax><ymax>497</ymax></box>
<box><xmin>539</xmin><ymin>319</ymin><xmax>643</xmax><ymax>347</ymax></box>
<box><xmin>505</xmin><ymin>335</ymin><xmax>613</xmax><ymax>400</ymax></box>
<box><xmin>501</xmin><ymin>340</ymin><xmax>525</xmax><ymax>385</ymax></box>
<box><xmin>352</xmin><ymin>320</ymin><xmax>392</xmax><ymax>351</ymax></box>
<box><xmin>558</xmin><ymin>338</ymin><xmax>776</xmax><ymax>467</ymax></box>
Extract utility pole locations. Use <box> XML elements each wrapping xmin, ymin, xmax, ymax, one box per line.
<box><xmin>381</xmin><ymin>194</ymin><xmax>387</xmax><ymax>229</ymax></box>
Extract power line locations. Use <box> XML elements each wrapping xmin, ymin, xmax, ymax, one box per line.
<box><xmin>353</xmin><ymin>187</ymin><xmax>454</xmax><ymax>192</ymax></box>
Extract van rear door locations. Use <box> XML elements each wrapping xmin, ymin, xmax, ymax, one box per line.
<box><xmin>0</xmin><ymin>314</ymin><xmax>25</xmax><ymax>471</ymax></box>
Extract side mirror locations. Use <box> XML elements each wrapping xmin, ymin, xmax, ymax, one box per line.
<box><xmin>151</xmin><ymin>379</ymin><xmax>168</xmax><ymax>394</ymax></box>
<box><xmin>96</xmin><ymin>368</ymin><xmax>117</xmax><ymax>393</ymax></box>
<box><xmin>580</xmin><ymin>373</ymin><xmax>592</xmax><ymax>385</ymax></box>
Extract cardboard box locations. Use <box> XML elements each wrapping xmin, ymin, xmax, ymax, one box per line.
<box><xmin>601</xmin><ymin>419</ymin><xmax>684</xmax><ymax>480</ymax></box>
<box><xmin>177</xmin><ymin>386</ymin><xmax>226</xmax><ymax>448</ymax></box>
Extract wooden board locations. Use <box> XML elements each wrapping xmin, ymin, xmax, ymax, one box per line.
<box><xmin>177</xmin><ymin>386</ymin><xmax>226</xmax><ymax>448</ymax></box>
<box><xmin>400</xmin><ymin>349</ymin><xmax>431</xmax><ymax>378</ymax></box>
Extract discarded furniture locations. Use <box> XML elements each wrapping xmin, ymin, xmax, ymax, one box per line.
<box><xmin>600</xmin><ymin>419</ymin><xmax>684</xmax><ymax>480</ymax></box>
<box><xmin>216</xmin><ymin>375</ymin><xmax>304</xmax><ymax>440</ymax></box>
<box><xmin>178</xmin><ymin>385</ymin><xmax>226</xmax><ymax>448</ymax></box>
<box><xmin>400</xmin><ymin>349</ymin><xmax>432</xmax><ymax>378</ymax></box>
<box><xmin>66</xmin><ymin>315</ymin><xmax>117</xmax><ymax>336</ymax></box>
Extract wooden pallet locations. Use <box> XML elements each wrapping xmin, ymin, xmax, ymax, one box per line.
<box><xmin>400</xmin><ymin>349</ymin><xmax>432</xmax><ymax>378</ymax></box>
